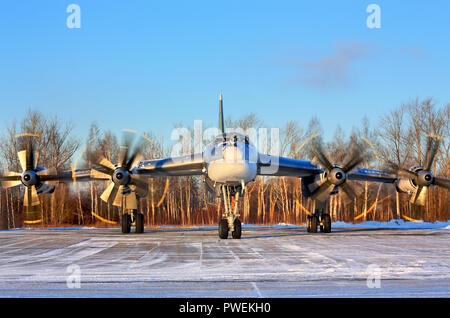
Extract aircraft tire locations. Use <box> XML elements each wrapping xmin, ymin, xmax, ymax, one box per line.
<box><xmin>218</xmin><ymin>219</ymin><xmax>229</xmax><ymax>239</ymax></box>
<box><xmin>121</xmin><ymin>214</ymin><xmax>131</xmax><ymax>234</ymax></box>
<box><xmin>321</xmin><ymin>214</ymin><xmax>331</xmax><ymax>233</ymax></box>
<box><xmin>135</xmin><ymin>213</ymin><xmax>144</xmax><ymax>234</ymax></box>
<box><xmin>232</xmin><ymin>219</ymin><xmax>242</xmax><ymax>239</ymax></box>
<box><xmin>309</xmin><ymin>215</ymin><xmax>318</xmax><ymax>233</ymax></box>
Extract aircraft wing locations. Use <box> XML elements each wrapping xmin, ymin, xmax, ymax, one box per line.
<box><xmin>348</xmin><ymin>168</ymin><xmax>397</xmax><ymax>183</ymax></box>
<box><xmin>256</xmin><ymin>155</ymin><xmax>398</xmax><ymax>183</ymax></box>
<box><xmin>257</xmin><ymin>154</ymin><xmax>322</xmax><ymax>177</ymax></box>
<box><xmin>135</xmin><ymin>153</ymin><xmax>204</xmax><ymax>177</ymax></box>
<box><xmin>37</xmin><ymin>168</ymin><xmax>100</xmax><ymax>183</ymax></box>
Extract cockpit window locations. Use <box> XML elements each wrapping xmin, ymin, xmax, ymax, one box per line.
<box><xmin>212</xmin><ymin>133</ymin><xmax>251</xmax><ymax>145</ymax></box>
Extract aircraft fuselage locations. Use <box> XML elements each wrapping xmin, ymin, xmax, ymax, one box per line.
<box><xmin>203</xmin><ymin>133</ymin><xmax>258</xmax><ymax>191</ymax></box>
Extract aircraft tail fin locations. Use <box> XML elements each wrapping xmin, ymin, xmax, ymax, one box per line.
<box><xmin>219</xmin><ymin>93</ymin><xmax>225</xmax><ymax>134</ymax></box>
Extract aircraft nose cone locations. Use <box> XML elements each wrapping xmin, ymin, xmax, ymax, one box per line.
<box><xmin>207</xmin><ymin>143</ymin><xmax>257</xmax><ymax>184</ymax></box>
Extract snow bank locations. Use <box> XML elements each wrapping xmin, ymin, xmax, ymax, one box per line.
<box><xmin>3</xmin><ymin>220</ymin><xmax>449</xmax><ymax>231</ymax></box>
<box><xmin>332</xmin><ymin>219</ymin><xmax>450</xmax><ymax>230</ymax></box>
<box><xmin>4</xmin><ymin>226</ymin><xmax>97</xmax><ymax>231</ymax></box>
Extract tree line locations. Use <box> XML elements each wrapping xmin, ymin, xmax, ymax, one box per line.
<box><xmin>0</xmin><ymin>98</ymin><xmax>448</xmax><ymax>229</ymax></box>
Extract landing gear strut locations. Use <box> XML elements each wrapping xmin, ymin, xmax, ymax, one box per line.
<box><xmin>306</xmin><ymin>201</ymin><xmax>332</xmax><ymax>233</ymax></box>
<box><xmin>121</xmin><ymin>209</ymin><xmax>145</xmax><ymax>234</ymax></box>
<box><xmin>217</xmin><ymin>184</ymin><xmax>243</xmax><ymax>239</ymax></box>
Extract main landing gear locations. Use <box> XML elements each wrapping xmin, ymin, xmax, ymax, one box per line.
<box><xmin>121</xmin><ymin>209</ymin><xmax>145</xmax><ymax>234</ymax></box>
<box><xmin>306</xmin><ymin>202</ymin><xmax>332</xmax><ymax>233</ymax></box>
<box><xmin>217</xmin><ymin>184</ymin><xmax>243</xmax><ymax>239</ymax></box>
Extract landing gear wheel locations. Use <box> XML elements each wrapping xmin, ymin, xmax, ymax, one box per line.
<box><xmin>121</xmin><ymin>214</ymin><xmax>131</xmax><ymax>234</ymax></box>
<box><xmin>218</xmin><ymin>219</ymin><xmax>229</xmax><ymax>239</ymax></box>
<box><xmin>232</xmin><ymin>219</ymin><xmax>242</xmax><ymax>239</ymax></box>
<box><xmin>307</xmin><ymin>215</ymin><xmax>318</xmax><ymax>233</ymax></box>
<box><xmin>135</xmin><ymin>213</ymin><xmax>144</xmax><ymax>234</ymax></box>
<box><xmin>320</xmin><ymin>214</ymin><xmax>331</xmax><ymax>233</ymax></box>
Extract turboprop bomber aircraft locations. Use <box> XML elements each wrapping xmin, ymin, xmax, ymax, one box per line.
<box><xmin>88</xmin><ymin>94</ymin><xmax>450</xmax><ymax>238</ymax></box>
<box><xmin>1</xmin><ymin>96</ymin><xmax>449</xmax><ymax>237</ymax></box>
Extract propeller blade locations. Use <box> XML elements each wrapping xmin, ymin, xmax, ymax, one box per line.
<box><xmin>128</xmin><ymin>153</ymin><xmax>143</xmax><ymax>171</ymax></box>
<box><xmin>100</xmin><ymin>182</ymin><xmax>118</xmax><ymax>204</ymax></box>
<box><xmin>397</xmin><ymin>168</ymin><xmax>419</xmax><ymax>180</ymax></box>
<box><xmin>424</xmin><ymin>136</ymin><xmax>440</xmax><ymax>171</ymax></box>
<box><xmin>24</xmin><ymin>186</ymin><xmax>40</xmax><ymax>207</ymax></box>
<box><xmin>410</xmin><ymin>185</ymin><xmax>426</xmax><ymax>206</ymax></box>
<box><xmin>98</xmin><ymin>157</ymin><xmax>116</xmax><ymax>173</ymax></box>
<box><xmin>0</xmin><ymin>172</ymin><xmax>22</xmax><ymax>181</ymax></box>
<box><xmin>0</xmin><ymin>180</ymin><xmax>22</xmax><ymax>189</ymax></box>
<box><xmin>25</xmin><ymin>140</ymin><xmax>35</xmax><ymax>171</ymax></box>
<box><xmin>129</xmin><ymin>176</ymin><xmax>149</xmax><ymax>198</ymax></box>
<box><xmin>24</xmin><ymin>187</ymin><xmax>30</xmax><ymax>207</ymax></box>
<box><xmin>340</xmin><ymin>182</ymin><xmax>357</xmax><ymax>200</ymax></box>
<box><xmin>119</xmin><ymin>130</ymin><xmax>144</xmax><ymax>170</ymax></box>
<box><xmin>131</xmin><ymin>184</ymin><xmax>148</xmax><ymax>198</ymax></box>
<box><xmin>118</xmin><ymin>146</ymin><xmax>129</xmax><ymax>168</ymax></box>
<box><xmin>433</xmin><ymin>176</ymin><xmax>450</xmax><ymax>190</ymax></box>
<box><xmin>113</xmin><ymin>186</ymin><xmax>124</xmax><ymax>207</ymax></box>
<box><xmin>312</xmin><ymin>142</ymin><xmax>333</xmax><ymax>170</ymax></box>
<box><xmin>311</xmin><ymin>181</ymin><xmax>335</xmax><ymax>202</ymax></box>
<box><xmin>130</xmin><ymin>175</ymin><xmax>149</xmax><ymax>192</ymax></box>
<box><xmin>384</xmin><ymin>161</ymin><xmax>418</xmax><ymax>179</ymax></box>
<box><xmin>0</xmin><ymin>172</ymin><xmax>22</xmax><ymax>188</ymax></box>
<box><xmin>17</xmin><ymin>150</ymin><xmax>27</xmax><ymax>172</ymax></box>
<box><xmin>117</xmin><ymin>130</ymin><xmax>134</xmax><ymax>167</ymax></box>
<box><xmin>33</xmin><ymin>151</ymin><xmax>39</xmax><ymax>170</ymax></box>
<box><xmin>423</xmin><ymin>136</ymin><xmax>433</xmax><ymax>169</ymax></box>
<box><xmin>90</xmin><ymin>169</ymin><xmax>112</xmax><ymax>180</ymax></box>
<box><xmin>342</xmin><ymin>147</ymin><xmax>364</xmax><ymax>173</ymax></box>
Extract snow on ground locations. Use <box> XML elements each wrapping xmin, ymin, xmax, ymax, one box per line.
<box><xmin>0</xmin><ymin>222</ymin><xmax>448</xmax><ymax>297</ymax></box>
<box><xmin>6</xmin><ymin>219</ymin><xmax>449</xmax><ymax>231</ymax></box>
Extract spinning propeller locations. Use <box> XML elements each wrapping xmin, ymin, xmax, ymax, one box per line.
<box><xmin>0</xmin><ymin>135</ymin><xmax>71</xmax><ymax>219</ymax></box>
<box><xmin>310</xmin><ymin>141</ymin><xmax>364</xmax><ymax>202</ymax></box>
<box><xmin>386</xmin><ymin>135</ymin><xmax>450</xmax><ymax>206</ymax></box>
<box><xmin>90</xmin><ymin>131</ymin><xmax>149</xmax><ymax>210</ymax></box>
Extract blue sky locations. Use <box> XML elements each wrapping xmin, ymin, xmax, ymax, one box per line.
<box><xmin>0</xmin><ymin>0</ymin><xmax>449</xmax><ymax>152</ymax></box>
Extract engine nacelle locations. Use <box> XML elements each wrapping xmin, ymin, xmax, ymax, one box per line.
<box><xmin>395</xmin><ymin>177</ymin><xmax>417</xmax><ymax>194</ymax></box>
<box><xmin>301</xmin><ymin>175</ymin><xmax>320</xmax><ymax>198</ymax></box>
<box><xmin>394</xmin><ymin>166</ymin><xmax>432</xmax><ymax>194</ymax></box>
<box><xmin>36</xmin><ymin>182</ymin><xmax>55</xmax><ymax>195</ymax></box>
<box><xmin>301</xmin><ymin>171</ymin><xmax>339</xmax><ymax>198</ymax></box>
